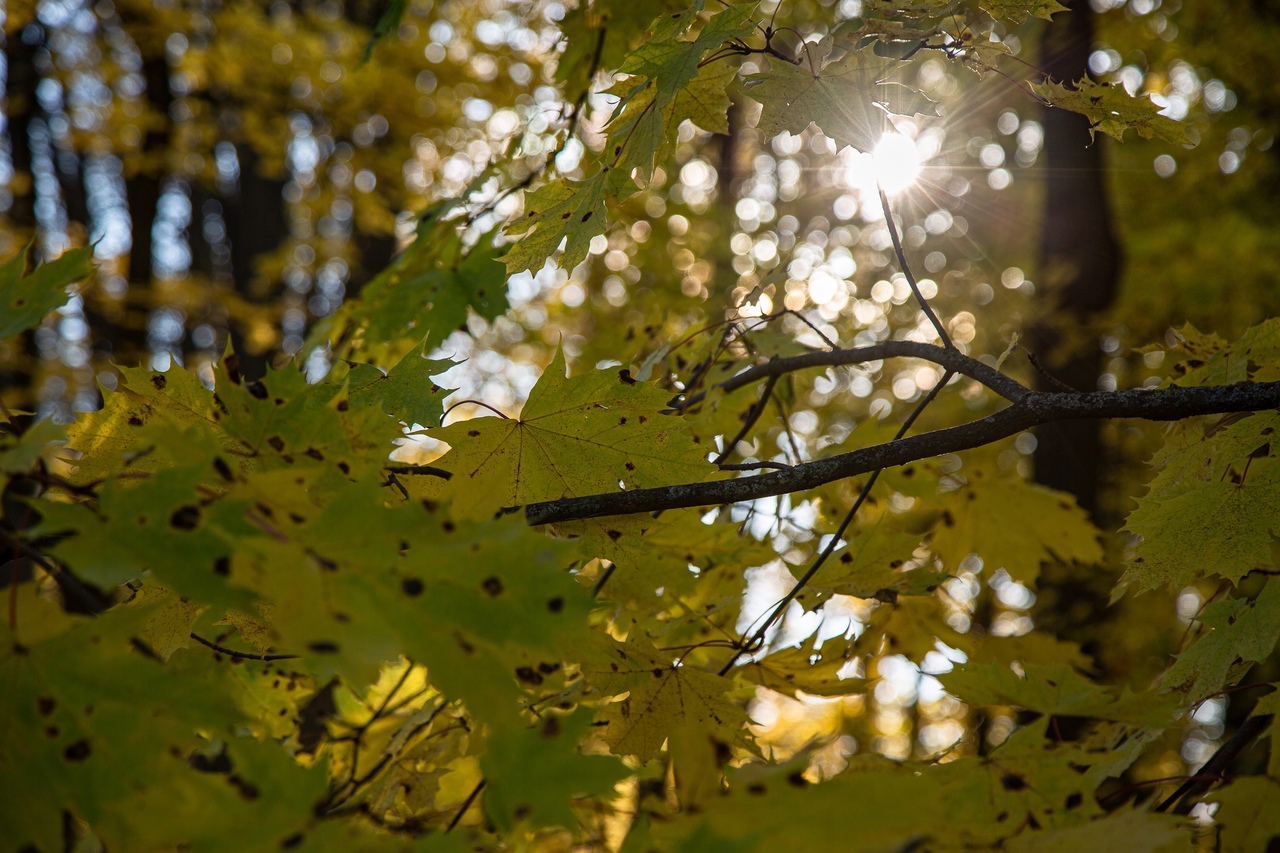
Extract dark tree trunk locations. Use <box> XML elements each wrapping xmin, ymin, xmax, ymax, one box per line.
<box><xmin>1029</xmin><ymin>2</ymin><xmax>1122</xmax><ymax>516</ymax></box>
<box><xmin>342</xmin><ymin>0</ymin><xmax>398</xmax><ymax>293</ymax></box>
<box><xmin>106</xmin><ymin>10</ymin><xmax>177</xmax><ymax>369</ymax></box>
<box><xmin>2</xmin><ymin>22</ymin><xmax>46</xmax><ymax>410</ymax></box>
<box><xmin>222</xmin><ymin>143</ymin><xmax>288</xmax><ymax>380</ymax></box>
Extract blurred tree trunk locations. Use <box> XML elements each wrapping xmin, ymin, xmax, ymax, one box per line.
<box><xmin>110</xmin><ymin>11</ymin><xmax>175</xmax><ymax>369</ymax></box>
<box><xmin>1029</xmin><ymin>2</ymin><xmax>1121</xmax><ymax>516</ymax></box>
<box><xmin>343</xmin><ymin>0</ymin><xmax>398</xmax><ymax>292</ymax></box>
<box><xmin>1</xmin><ymin>22</ymin><xmax>46</xmax><ymax>411</ymax></box>
<box><xmin>222</xmin><ymin>143</ymin><xmax>287</xmax><ymax>380</ymax></box>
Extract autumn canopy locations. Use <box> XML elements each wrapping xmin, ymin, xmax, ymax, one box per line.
<box><xmin>3</xmin><ymin>0</ymin><xmax>1280</xmax><ymax>850</ymax></box>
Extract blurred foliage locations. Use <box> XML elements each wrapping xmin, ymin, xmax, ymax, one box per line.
<box><xmin>3</xmin><ymin>0</ymin><xmax>1280</xmax><ymax>849</ymax></box>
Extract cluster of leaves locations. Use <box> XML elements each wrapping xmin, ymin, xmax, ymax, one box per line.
<box><xmin>4</xmin><ymin>1</ymin><xmax>1280</xmax><ymax>851</ymax></box>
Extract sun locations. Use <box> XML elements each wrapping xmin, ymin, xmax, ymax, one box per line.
<box><xmin>871</xmin><ymin>132</ymin><xmax>923</xmax><ymax>195</ymax></box>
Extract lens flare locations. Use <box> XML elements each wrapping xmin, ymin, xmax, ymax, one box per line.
<box><xmin>871</xmin><ymin>133</ymin><xmax>922</xmax><ymax>194</ymax></box>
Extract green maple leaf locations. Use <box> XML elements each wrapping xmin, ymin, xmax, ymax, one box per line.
<box><xmin>1162</xmin><ymin>578</ymin><xmax>1280</xmax><ymax>701</ymax></box>
<box><xmin>554</xmin><ymin>0</ymin><xmax>690</xmax><ymax>104</ymax></box>
<box><xmin>357</xmin><ymin>236</ymin><xmax>507</xmax><ymax>345</ymax></box>
<box><xmin>501</xmin><ymin>167</ymin><xmax>636</xmax><ymax>275</ymax></box>
<box><xmin>1140</xmin><ymin>412</ymin><xmax>1280</xmax><ymax>504</ymax></box>
<box><xmin>134</xmin><ymin>585</ymin><xmax>203</xmax><ymax>662</ymax></box>
<box><xmin>481</xmin><ymin>711</ymin><xmax>629</xmax><ymax>830</ymax></box>
<box><xmin>812</xmin><ymin>526</ymin><xmax>933</xmax><ymax>600</ymax></box>
<box><xmin>940</xmin><ymin>662</ymin><xmax>1182</xmax><ymax>726</ymax></box>
<box><xmin>62</xmin><ymin>363</ymin><xmax>222</xmax><ymax>483</ymax></box>
<box><xmin>745</xmin><ymin>39</ymin><xmax>934</xmax><ymax>154</ymax></box>
<box><xmin>1033</xmin><ymin>78</ymin><xmax>1191</xmax><ymax>145</ymax></box>
<box><xmin>1122</xmin><ymin>458</ymin><xmax>1280</xmax><ymax>592</ymax></box>
<box><xmin>1211</xmin><ymin>776</ymin><xmax>1280</xmax><ymax>853</ymax></box>
<box><xmin>0</xmin><ymin>417</ymin><xmax>66</xmax><ymax>474</ymax></box>
<box><xmin>0</xmin><ymin>598</ymin><xmax>326</xmax><ymax>852</ymax></box>
<box><xmin>929</xmin><ymin>470</ymin><xmax>1103</xmax><ymax>585</ymax></box>
<box><xmin>580</xmin><ymin>636</ymin><xmax>747</xmax><ymax>763</ymax></box>
<box><xmin>346</xmin><ymin>340</ymin><xmax>455</xmax><ymax>429</ymax></box>
<box><xmin>857</xmin><ymin>594</ymin><xmax>973</xmax><ymax>661</ymax></box>
<box><xmin>38</xmin><ymin>461</ymin><xmax>240</xmax><ymax>594</ymax></box>
<box><xmin>1004</xmin><ymin>807</ymin><xmax>1191</xmax><ymax>853</ymax></box>
<box><xmin>968</xmin><ymin>631</ymin><xmax>1094</xmax><ymax>670</ymax></box>
<box><xmin>430</xmin><ymin>348</ymin><xmax>711</xmax><ymax>520</ymax></box>
<box><xmin>980</xmin><ymin>0</ymin><xmax>1068</xmax><ymax>24</ymax></box>
<box><xmin>0</xmin><ymin>243</ymin><xmax>94</xmax><ymax>341</ymax></box>
<box><xmin>737</xmin><ymin>639</ymin><xmax>867</xmax><ymax>697</ymax></box>
<box><xmin>605</xmin><ymin>4</ymin><xmax>757</xmax><ymax>177</ymax></box>
<box><xmin>556</xmin><ymin>511</ymin><xmax>773</xmax><ymax>605</ymax></box>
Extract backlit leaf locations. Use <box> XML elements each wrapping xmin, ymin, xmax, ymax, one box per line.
<box><xmin>431</xmin><ymin>348</ymin><xmax>712</xmax><ymax>520</ymax></box>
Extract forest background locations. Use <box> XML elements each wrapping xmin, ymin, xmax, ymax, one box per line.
<box><xmin>3</xmin><ymin>0</ymin><xmax>1280</xmax><ymax>850</ymax></box>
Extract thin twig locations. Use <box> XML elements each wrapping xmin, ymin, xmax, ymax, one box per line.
<box><xmin>446</xmin><ymin>779</ymin><xmax>486</xmax><ymax>832</ymax></box>
<box><xmin>712</xmin><ymin>374</ymin><xmax>780</xmax><ymax>465</ymax></box>
<box><xmin>1155</xmin><ymin>713</ymin><xmax>1273</xmax><ymax>814</ymax></box>
<box><xmin>719</xmin><ymin>369</ymin><xmax>954</xmax><ymax>674</ymax></box>
<box><xmin>190</xmin><ymin>633</ymin><xmax>300</xmax><ymax>661</ymax></box>
<box><xmin>878</xmin><ymin>185</ymin><xmax>953</xmax><ymax>349</ymax></box>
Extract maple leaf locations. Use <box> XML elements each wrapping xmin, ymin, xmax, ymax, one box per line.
<box><xmin>431</xmin><ymin>348</ymin><xmax>712</xmax><ymax>520</ymax></box>
<box><xmin>134</xmin><ymin>585</ymin><xmax>202</xmax><ymax>662</ymax></box>
<box><xmin>604</xmin><ymin>3</ymin><xmax>757</xmax><ymax>177</ymax></box>
<box><xmin>580</xmin><ymin>636</ymin><xmax>747</xmax><ymax>762</ymax></box>
<box><xmin>556</xmin><ymin>511</ymin><xmax>773</xmax><ymax>605</ymax></box>
<box><xmin>1033</xmin><ymin>78</ymin><xmax>1191</xmax><ymax>145</ymax></box>
<box><xmin>1162</xmin><ymin>578</ymin><xmax>1280</xmax><ymax>701</ymax></box>
<box><xmin>0</xmin><ymin>243</ymin><xmax>94</xmax><ymax>341</ymax></box>
<box><xmin>501</xmin><ymin>168</ymin><xmax>636</xmax><ymax>275</ymax></box>
<box><xmin>745</xmin><ymin>39</ymin><xmax>934</xmax><ymax>154</ymax></box>
<box><xmin>940</xmin><ymin>662</ymin><xmax>1182</xmax><ymax>726</ymax></box>
<box><xmin>345</xmin><ymin>340</ymin><xmax>455</xmax><ymax>429</ymax></box>
<box><xmin>356</xmin><ymin>235</ymin><xmax>507</xmax><ymax>345</ymax></box>
<box><xmin>929</xmin><ymin>469</ymin><xmax>1103</xmax><ymax>585</ymax></box>
<box><xmin>980</xmin><ymin>0</ymin><xmax>1068</xmax><ymax>24</ymax></box>
<box><xmin>61</xmin><ymin>363</ymin><xmax>222</xmax><ymax>483</ymax></box>
<box><xmin>1212</xmin><ymin>776</ymin><xmax>1280</xmax><ymax>853</ymax></box>
<box><xmin>481</xmin><ymin>711</ymin><xmax>628</xmax><ymax>830</ymax></box>
<box><xmin>811</xmin><ymin>526</ymin><xmax>933</xmax><ymax>600</ymax></box>
<box><xmin>737</xmin><ymin>640</ymin><xmax>867</xmax><ymax>697</ymax></box>
<box><xmin>1122</xmin><ymin>458</ymin><xmax>1280</xmax><ymax>592</ymax></box>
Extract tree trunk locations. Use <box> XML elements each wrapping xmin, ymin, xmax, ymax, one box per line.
<box><xmin>1029</xmin><ymin>2</ymin><xmax>1122</xmax><ymax>516</ymax></box>
<box><xmin>1</xmin><ymin>22</ymin><xmax>46</xmax><ymax>411</ymax></box>
<box><xmin>222</xmin><ymin>143</ymin><xmax>288</xmax><ymax>380</ymax></box>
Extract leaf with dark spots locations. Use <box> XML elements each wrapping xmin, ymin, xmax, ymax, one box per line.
<box><xmin>516</xmin><ymin>666</ymin><xmax>544</xmax><ymax>685</ymax></box>
<box><xmin>401</xmin><ymin>577</ymin><xmax>424</xmax><ymax>597</ymax></box>
<box><xmin>63</xmin><ymin>739</ymin><xmax>91</xmax><ymax>762</ymax></box>
<box><xmin>151</xmin><ymin>375</ymin><xmax>167</xmax><ymax>390</ymax></box>
<box><xmin>169</xmin><ymin>505</ymin><xmax>201</xmax><ymax>530</ymax></box>
<box><xmin>307</xmin><ymin>642</ymin><xmax>339</xmax><ymax>654</ymax></box>
<box><xmin>482</xmin><ymin>576</ymin><xmax>505</xmax><ymax>596</ymax></box>
<box><xmin>1001</xmin><ymin>772</ymin><xmax>1027</xmax><ymax>791</ymax></box>
<box><xmin>228</xmin><ymin>775</ymin><xmax>261</xmax><ymax>800</ymax></box>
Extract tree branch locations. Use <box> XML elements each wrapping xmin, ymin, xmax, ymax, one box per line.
<box><xmin>527</xmin><ymin>381</ymin><xmax>1280</xmax><ymax>525</ymax></box>
<box><xmin>695</xmin><ymin>340</ymin><xmax>1028</xmax><ymax>404</ymax></box>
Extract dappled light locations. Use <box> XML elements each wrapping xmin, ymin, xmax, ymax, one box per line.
<box><xmin>3</xmin><ymin>0</ymin><xmax>1280</xmax><ymax>849</ymax></box>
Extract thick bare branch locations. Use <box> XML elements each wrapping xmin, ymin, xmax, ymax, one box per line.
<box><xmin>527</xmin><ymin>381</ymin><xmax>1280</xmax><ymax>525</ymax></box>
